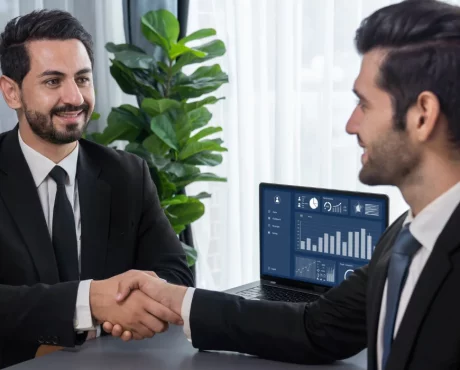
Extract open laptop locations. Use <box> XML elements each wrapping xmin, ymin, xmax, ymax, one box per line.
<box><xmin>226</xmin><ymin>182</ymin><xmax>389</xmax><ymax>303</ymax></box>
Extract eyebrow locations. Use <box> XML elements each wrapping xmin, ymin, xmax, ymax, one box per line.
<box><xmin>37</xmin><ymin>68</ymin><xmax>92</xmax><ymax>78</ymax></box>
<box><xmin>352</xmin><ymin>88</ymin><xmax>369</xmax><ymax>103</ymax></box>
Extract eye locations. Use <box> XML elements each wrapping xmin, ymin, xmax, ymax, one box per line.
<box><xmin>45</xmin><ymin>79</ymin><xmax>60</xmax><ymax>86</ymax></box>
<box><xmin>356</xmin><ymin>99</ymin><xmax>367</xmax><ymax>111</ymax></box>
<box><xmin>77</xmin><ymin>77</ymin><xmax>91</xmax><ymax>84</ymax></box>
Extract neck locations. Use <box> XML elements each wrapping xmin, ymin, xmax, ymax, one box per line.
<box><xmin>18</xmin><ymin>120</ymin><xmax>77</xmax><ymax>164</ymax></box>
<box><xmin>399</xmin><ymin>154</ymin><xmax>460</xmax><ymax>217</ymax></box>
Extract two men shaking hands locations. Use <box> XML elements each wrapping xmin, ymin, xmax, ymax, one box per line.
<box><xmin>91</xmin><ymin>270</ymin><xmax>187</xmax><ymax>341</ymax></box>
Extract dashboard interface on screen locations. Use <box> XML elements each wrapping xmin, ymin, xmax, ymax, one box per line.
<box><xmin>260</xmin><ymin>184</ymin><xmax>388</xmax><ymax>287</ymax></box>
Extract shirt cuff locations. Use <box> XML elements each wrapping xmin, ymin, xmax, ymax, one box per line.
<box><xmin>181</xmin><ymin>287</ymin><xmax>196</xmax><ymax>341</ymax></box>
<box><xmin>74</xmin><ymin>279</ymin><xmax>96</xmax><ymax>331</ymax></box>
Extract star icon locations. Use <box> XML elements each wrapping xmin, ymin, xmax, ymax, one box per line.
<box><xmin>355</xmin><ymin>202</ymin><xmax>363</xmax><ymax>213</ymax></box>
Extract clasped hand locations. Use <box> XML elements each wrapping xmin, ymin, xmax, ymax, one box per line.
<box><xmin>89</xmin><ymin>270</ymin><xmax>187</xmax><ymax>341</ymax></box>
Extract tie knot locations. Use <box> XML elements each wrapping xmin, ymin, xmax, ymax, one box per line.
<box><xmin>392</xmin><ymin>224</ymin><xmax>422</xmax><ymax>257</ymax></box>
<box><xmin>49</xmin><ymin>166</ymin><xmax>68</xmax><ymax>186</ymax></box>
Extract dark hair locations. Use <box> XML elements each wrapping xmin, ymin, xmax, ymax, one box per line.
<box><xmin>0</xmin><ymin>9</ymin><xmax>93</xmax><ymax>86</ymax></box>
<box><xmin>355</xmin><ymin>0</ymin><xmax>460</xmax><ymax>146</ymax></box>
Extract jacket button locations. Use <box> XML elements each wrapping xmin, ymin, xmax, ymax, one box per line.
<box><xmin>52</xmin><ymin>336</ymin><xmax>58</xmax><ymax>345</ymax></box>
<box><xmin>38</xmin><ymin>336</ymin><xmax>44</xmax><ymax>344</ymax></box>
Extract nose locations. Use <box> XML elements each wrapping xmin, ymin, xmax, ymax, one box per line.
<box><xmin>60</xmin><ymin>79</ymin><xmax>84</xmax><ymax>107</ymax></box>
<box><xmin>345</xmin><ymin>106</ymin><xmax>360</xmax><ymax>136</ymax></box>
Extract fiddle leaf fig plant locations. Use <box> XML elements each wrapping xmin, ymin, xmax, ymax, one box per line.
<box><xmin>89</xmin><ymin>9</ymin><xmax>228</xmax><ymax>267</ymax></box>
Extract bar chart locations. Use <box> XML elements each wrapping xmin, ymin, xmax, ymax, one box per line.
<box><xmin>295</xmin><ymin>212</ymin><xmax>382</xmax><ymax>261</ymax></box>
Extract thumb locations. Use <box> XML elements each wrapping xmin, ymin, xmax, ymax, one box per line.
<box><xmin>116</xmin><ymin>278</ymin><xmax>141</xmax><ymax>302</ymax></box>
<box><xmin>143</xmin><ymin>271</ymin><xmax>158</xmax><ymax>278</ymax></box>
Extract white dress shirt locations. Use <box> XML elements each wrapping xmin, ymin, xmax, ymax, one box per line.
<box><xmin>18</xmin><ymin>132</ymin><xmax>97</xmax><ymax>333</ymax></box>
<box><xmin>181</xmin><ymin>181</ymin><xmax>460</xmax><ymax>365</ymax></box>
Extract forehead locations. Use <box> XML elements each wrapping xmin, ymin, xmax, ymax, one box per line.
<box><xmin>26</xmin><ymin>39</ymin><xmax>92</xmax><ymax>75</ymax></box>
<box><xmin>354</xmin><ymin>49</ymin><xmax>387</xmax><ymax>93</ymax></box>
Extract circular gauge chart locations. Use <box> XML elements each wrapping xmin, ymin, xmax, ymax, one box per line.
<box><xmin>344</xmin><ymin>269</ymin><xmax>354</xmax><ymax>280</ymax></box>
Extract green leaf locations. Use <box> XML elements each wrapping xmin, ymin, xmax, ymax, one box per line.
<box><xmin>125</xmin><ymin>142</ymin><xmax>170</xmax><ymax>170</ymax></box>
<box><xmin>150</xmin><ymin>114</ymin><xmax>179</xmax><ymax>150</ymax></box>
<box><xmin>106</xmin><ymin>42</ymin><xmax>146</xmax><ymax>54</ymax></box>
<box><xmin>161</xmin><ymin>195</ymin><xmax>189</xmax><ymax>207</ymax></box>
<box><xmin>113</xmin><ymin>50</ymin><xmax>155</xmax><ymax>69</ymax></box>
<box><xmin>90</xmin><ymin>112</ymin><xmax>100</xmax><ymax>120</ymax></box>
<box><xmin>110</xmin><ymin>60</ymin><xmax>162</xmax><ymax>98</ymax></box>
<box><xmin>184</xmin><ymin>96</ymin><xmax>223</xmax><ymax>112</ymax></box>
<box><xmin>181</xmin><ymin>242</ymin><xmax>198</xmax><ymax>267</ymax></box>
<box><xmin>179</xmin><ymin>28</ymin><xmax>216</xmax><ymax>45</ymax></box>
<box><xmin>172</xmin><ymin>40</ymin><xmax>226</xmax><ymax>74</ymax></box>
<box><xmin>141</xmin><ymin>10</ymin><xmax>179</xmax><ymax>52</ymax></box>
<box><xmin>192</xmin><ymin>192</ymin><xmax>212</xmax><ymax>199</ymax></box>
<box><xmin>179</xmin><ymin>140</ymin><xmax>227</xmax><ymax>160</ymax></box>
<box><xmin>169</xmin><ymin>43</ymin><xmax>206</xmax><ymax>60</ymax></box>
<box><xmin>95</xmin><ymin>105</ymin><xmax>143</xmax><ymax>145</ymax></box>
<box><xmin>174</xmin><ymin>172</ymin><xmax>227</xmax><ymax>188</ymax></box>
<box><xmin>151</xmin><ymin>167</ymin><xmax>177</xmax><ymax>200</ymax></box>
<box><xmin>165</xmin><ymin>198</ymin><xmax>205</xmax><ymax>227</ymax></box>
<box><xmin>110</xmin><ymin>60</ymin><xmax>137</xmax><ymax>95</ymax></box>
<box><xmin>171</xmin><ymin>65</ymin><xmax>229</xmax><ymax>99</ymax></box>
<box><xmin>141</xmin><ymin>98</ymin><xmax>181</xmax><ymax>117</ymax></box>
<box><xmin>188</xmin><ymin>107</ymin><xmax>212</xmax><ymax>130</ymax></box>
<box><xmin>189</xmin><ymin>126</ymin><xmax>223</xmax><ymax>143</ymax></box>
<box><xmin>183</xmin><ymin>151</ymin><xmax>223</xmax><ymax>166</ymax></box>
<box><xmin>163</xmin><ymin>162</ymin><xmax>200</xmax><ymax>178</ymax></box>
<box><xmin>174</xmin><ymin>113</ymin><xmax>192</xmax><ymax>148</ymax></box>
<box><xmin>143</xmin><ymin>133</ymin><xmax>170</xmax><ymax>156</ymax></box>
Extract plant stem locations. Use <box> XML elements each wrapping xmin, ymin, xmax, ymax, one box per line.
<box><xmin>164</xmin><ymin>58</ymin><xmax>173</xmax><ymax>98</ymax></box>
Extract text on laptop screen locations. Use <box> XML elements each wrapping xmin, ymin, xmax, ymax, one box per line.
<box><xmin>260</xmin><ymin>184</ymin><xmax>388</xmax><ymax>287</ymax></box>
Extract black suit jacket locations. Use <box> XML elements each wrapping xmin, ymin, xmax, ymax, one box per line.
<box><xmin>190</xmin><ymin>204</ymin><xmax>460</xmax><ymax>369</ymax></box>
<box><xmin>0</xmin><ymin>127</ymin><xmax>194</xmax><ymax>368</ymax></box>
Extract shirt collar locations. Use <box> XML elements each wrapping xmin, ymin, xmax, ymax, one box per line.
<box><xmin>18</xmin><ymin>130</ymin><xmax>79</xmax><ymax>187</ymax></box>
<box><xmin>404</xmin><ymin>181</ymin><xmax>460</xmax><ymax>252</ymax></box>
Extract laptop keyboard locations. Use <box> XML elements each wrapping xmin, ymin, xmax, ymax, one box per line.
<box><xmin>236</xmin><ymin>285</ymin><xmax>320</xmax><ymax>303</ymax></box>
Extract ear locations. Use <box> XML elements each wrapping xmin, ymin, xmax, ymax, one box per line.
<box><xmin>409</xmin><ymin>91</ymin><xmax>440</xmax><ymax>143</ymax></box>
<box><xmin>0</xmin><ymin>75</ymin><xmax>22</xmax><ymax>110</ymax></box>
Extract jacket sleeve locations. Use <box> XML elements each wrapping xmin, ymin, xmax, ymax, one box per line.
<box><xmin>0</xmin><ymin>281</ymin><xmax>81</xmax><ymax>346</ymax></box>
<box><xmin>134</xmin><ymin>160</ymin><xmax>194</xmax><ymax>287</ymax></box>
<box><xmin>190</xmin><ymin>265</ymin><xmax>368</xmax><ymax>364</ymax></box>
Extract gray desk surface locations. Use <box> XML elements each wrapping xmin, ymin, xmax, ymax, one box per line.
<box><xmin>9</xmin><ymin>325</ymin><xmax>367</xmax><ymax>369</ymax></box>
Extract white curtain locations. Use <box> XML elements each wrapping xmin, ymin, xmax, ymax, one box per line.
<box><xmin>0</xmin><ymin>0</ymin><xmax>135</xmax><ymax>134</ymax></box>
<box><xmin>186</xmin><ymin>0</ymin><xmax>460</xmax><ymax>291</ymax></box>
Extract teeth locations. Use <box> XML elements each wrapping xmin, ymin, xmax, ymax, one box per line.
<box><xmin>57</xmin><ymin>113</ymin><xmax>79</xmax><ymax>117</ymax></box>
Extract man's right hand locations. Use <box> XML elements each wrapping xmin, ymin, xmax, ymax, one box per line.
<box><xmin>90</xmin><ymin>270</ymin><xmax>183</xmax><ymax>340</ymax></box>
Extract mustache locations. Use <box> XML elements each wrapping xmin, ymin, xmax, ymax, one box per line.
<box><xmin>51</xmin><ymin>103</ymin><xmax>89</xmax><ymax>115</ymax></box>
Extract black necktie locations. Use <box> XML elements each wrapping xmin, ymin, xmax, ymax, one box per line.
<box><xmin>382</xmin><ymin>223</ymin><xmax>422</xmax><ymax>369</ymax></box>
<box><xmin>49</xmin><ymin>166</ymin><xmax>79</xmax><ymax>282</ymax></box>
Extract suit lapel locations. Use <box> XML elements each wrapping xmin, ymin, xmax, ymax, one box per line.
<box><xmin>367</xmin><ymin>213</ymin><xmax>407</xmax><ymax>370</ymax></box>
<box><xmin>0</xmin><ymin>128</ymin><xmax>59</xmax><ymax>283</ymax></box>
<box><xmin>77</xmin><ymin>141</ymin><xmax>111</xmax><ymax>280</ymax></box>
<box><xmin>385</xmin><ymin>204</ymin><xmax>460</xmax><ymax>369</ymax></box>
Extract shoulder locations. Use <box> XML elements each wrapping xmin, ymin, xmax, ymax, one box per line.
<box><xmin>78</xmin><ymin>138</ymin><xmax>145</xmax><ymax>173</ymax></box>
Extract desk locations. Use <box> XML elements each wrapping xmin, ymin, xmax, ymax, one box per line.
<box><xmin>9</xmin><ymin>325</ymin><xmax>367</xmax><ymax>369</ymax></box>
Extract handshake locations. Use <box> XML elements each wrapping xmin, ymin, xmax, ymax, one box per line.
<box><xmin>89</xmin><ymin>270</ymin><xmax>188</xmax><ymax>341</ymax></box>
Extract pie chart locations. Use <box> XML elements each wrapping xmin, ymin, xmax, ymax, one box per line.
<box><xmin>309</xmin><ymin>197</ymin><xmax>319</xmax><ymax>209</ymax></box>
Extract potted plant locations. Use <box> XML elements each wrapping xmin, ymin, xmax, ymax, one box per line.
<box><xmin>88</xmin><ymin>9</ymin><xmax>228</xmax><ymax>266</ymax></box>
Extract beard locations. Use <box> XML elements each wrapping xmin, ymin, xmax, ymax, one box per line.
<box><xmin>359</xmin><ymin>127</ymin><xmax>421</xmax><ymax>187</ymax></box>
<box><xmin>22</xmin><ymin>98</ymin><xmax>91</xmax><ymax>145</ymax></box>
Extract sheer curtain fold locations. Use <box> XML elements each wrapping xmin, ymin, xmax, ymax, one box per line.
<box><xmin>186</xmin><ymin>0</ymin><xmax>423</xmax><ymax>292</ymax></box>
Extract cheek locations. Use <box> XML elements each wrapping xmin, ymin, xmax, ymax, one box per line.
<box><xmin>83</xmin><ymin>88</ymin><xmax>95</xmax><ymax>107</ymax></box>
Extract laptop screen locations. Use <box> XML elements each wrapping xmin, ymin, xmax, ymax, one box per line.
<box><xmin>260</xmin><ymin>183</ymin><xmax>389</xmax><ymax>288</ymax></box>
